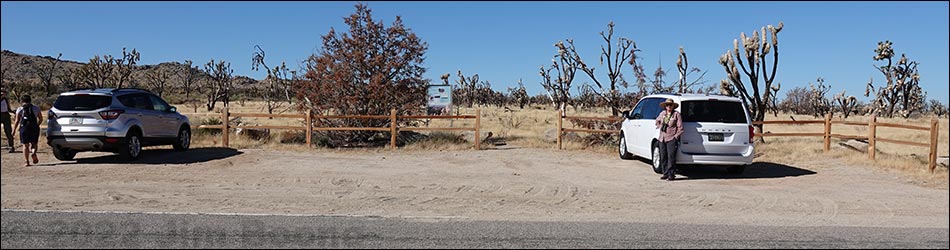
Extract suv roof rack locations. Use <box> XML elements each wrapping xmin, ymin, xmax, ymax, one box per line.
<box><xmin>110</xmin><ymin>88</ymin><xmax>153</xmax><ymax>94</ymax></box>
<box><xmin>67</xmin><ymin>88</ymin><xmax>97</xmax><ymax>92</ymax></box>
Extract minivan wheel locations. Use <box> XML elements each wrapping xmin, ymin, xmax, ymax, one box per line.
<box><xmin>619</xmin><ymin>134</ymin><xmax>634</xmax><ymax>160</ymax></box>
<box><xmin>173</xmin><ymin>128</ymin><xmax>191</xmax><ymax>151</ymax></box>
<box><xmin>120</xmin><ymin>133</ymin><xmax>142</xmax><ymax>161</ymax></box>
<box><xmin>727</xmin><ymin>166</ymin><xmax>746</xmax><ymax>175</ymax></box>
<box><xmin>52</xmin><ymin>147</ymin><xmax>77</xmax><ymax>161</ymax></box>
<box><xmin>651</xmin><ymin>144</ymin><xmax>663</xmax><ymax>174</ymax></box>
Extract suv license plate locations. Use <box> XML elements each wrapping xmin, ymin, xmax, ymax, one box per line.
<box><xmin>708</xmin><ymin>133</ymin><xmax>724</xmax><ymax>142</ymax></box>
<box><xmin>69</xmin><ymin>118</ymin><xmax>82</xmax><ymax>125</ymax></box>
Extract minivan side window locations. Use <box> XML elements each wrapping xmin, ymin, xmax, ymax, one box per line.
<box><xmin>632</xmin><ymin>98</ymin><xmax>663</xmax><ymax>120</ymax></box>
<box><xmin>641</xmin><ymin>98</ymin><xmax>663</xmax><ymax>120</ymax></box>
<box><xmin>631</xmin><ymin>100</ymin><xmax>646</xmax><ymax>119</ymax></box>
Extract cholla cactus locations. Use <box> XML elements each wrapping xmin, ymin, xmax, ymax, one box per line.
<box><xmin>930</xmin><ymin>100</ymin><xmax>948</xmax><ymax>118</ymax></box>
<box><xmin>834</xmin><ymin>90</ymin><xmax>859</xmax><ymax>118</ymax></box>
<box><xmin>808</xmin><ymin>77</ymin><xmax>832</xmax><ymax>118</ymax></box>
<box><xmin>867</xmin><ymin>41</ymin><xmax>926</xmax><ymax>118</ymax></box>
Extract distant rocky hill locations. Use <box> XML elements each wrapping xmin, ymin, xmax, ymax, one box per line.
<box><xmin>0</xmin><ymin>50</ymin><xmax>261</xmax><ymax>103</ymax></box>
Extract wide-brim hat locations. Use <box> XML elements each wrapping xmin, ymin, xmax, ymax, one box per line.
<box><xmin>659</xmin><ymin>98</ymin><xmax>679</xmax><ymax>109</ymax></box>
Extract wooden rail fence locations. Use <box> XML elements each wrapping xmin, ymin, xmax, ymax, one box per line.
<box><xmin>754</xmin><ymin>114</ymin><xmax>941</xmax><ymax>172</ymax></box>
<box><xmin>186</xmin><ymin>108</ymin><xmax>481</xmax><ymax>150</ymax></box>
<box><xmin>555</xmin><ymin>111</ymin><xmax>623</xmax><ymax>150</ymax></box>
<box><xmin>554</xmin><ymin>111</ymin><xmax>941</xmax><ymax>173</ymax></box>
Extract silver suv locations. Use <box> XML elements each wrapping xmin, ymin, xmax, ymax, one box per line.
<box><xmin>46</xmin><ymin>88</ymin><xmax>191</xmax><ymax>161</ymax></box>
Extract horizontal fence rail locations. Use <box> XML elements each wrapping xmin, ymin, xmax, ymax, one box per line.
<box><xmin>556</xmin><ymin>111</ymin><xmax>624</xmax><ymax>150</ymax></box>
<box><xmin>552</xmin><ymin>111</ymin><xmax>941</xmax><ymax>173</ymax></box>
<box><xmin>753</xmin><ymin>114</ymin><xmax>941</xmax><ymax>173</ymax></box>
<box><xmin>187</xmin><ymin>108</ymin><xmax>481</xmax><ymax>150</ymax></box>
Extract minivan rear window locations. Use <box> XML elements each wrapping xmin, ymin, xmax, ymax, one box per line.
<box><xmin>681</xmin><ymin>101</ymin><xmax>747</xmax><ymax>124</ymax></box>
<box><xmin>53</xmin><ymin>95</ymin><xmax>112</xmax><ymax>111</ymax></box>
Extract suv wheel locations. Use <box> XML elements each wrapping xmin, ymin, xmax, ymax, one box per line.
<box><xmin>651</xmin><ymin>143</ymin><xmax>663</xmax><ymax>174</ymax></box>
<box><xmin>52</xmin><ymin>147</ymin><xmax>77</xmax><ymax>161</ymax></box>
<box><xmin>619</xmin><ymin>133</ymin><xmax>634</xmax><ymax>160</ymax></box>
<box><xmin>173</xmin><ymin>128</ymin><xmax>191</xmax><ymax>151</ymax></box>
<box><xmin>120</xmin><ymin>132</ymin><xmax>142</xmax><ymax>161</ymax></box>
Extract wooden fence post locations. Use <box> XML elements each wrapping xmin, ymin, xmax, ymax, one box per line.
<box><xmin>930</xmin><ymin>118</ymin><xmax>939</xmax><ymax>173</ymax></box>
<box><xmin>390</xmin><ymin>108</ymin><xmax>397</xmax><ymax>150</ymax></box>
<box><xmin>557</xmin><ymin>109</ymin><xmax>563</xmax><ymax>150</ymax></box>
<box><xmin>824</xmin><ymin>113</ymin><xmax>832</xmax><ymax>152</ymax></box>
<box><xmin>222</xmin><ymin>106</ymin><xmax>229</xmax><ymax>148</ymax></box>
<box><xmin>306</xmin><ymin>109</ymin><xmax>313</xmax><ymax>148</ymax></box>
<box><xmin>474</xmin><ymin>109</ymin><xmax>481</xmax><ymax>150</ymax></box>
<box><xmin>868</xmin><ymin>115</ymin><xmax>876</xmax><ymax>160</ymax></box>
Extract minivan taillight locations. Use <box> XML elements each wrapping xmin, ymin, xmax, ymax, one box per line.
<box><xmin>749</xmin><ymin>125</ymin><xmax>756</xmax><ymax>143</ymax></box>
<box><xmin>99</xmin><ymin>110</ymin><xmax>125</xmax><ymax>120</ymax></box>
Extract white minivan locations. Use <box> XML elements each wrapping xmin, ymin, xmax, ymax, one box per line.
<box><xmin>619</xmin><ymin>94</ymin><xmax>754</xmax><ymax>174</ymax></box>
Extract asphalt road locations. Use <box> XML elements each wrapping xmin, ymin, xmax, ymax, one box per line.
<box><xmin>1</xmin><ymin>210</ymin><xmax>947</xmax><ymax>249</ymax></box>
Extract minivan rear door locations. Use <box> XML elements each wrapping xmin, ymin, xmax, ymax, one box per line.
<box><xmin>50</xmin><ymin>94</ymin><xmax>113</xmax><ymax>137</ymax></box>
<box><xmin>679</xmin><ymin>100</ymin><xmax>752</xmax><ymax>155</ymax></box>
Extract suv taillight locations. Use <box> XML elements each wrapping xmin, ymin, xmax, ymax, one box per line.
<box><xmin>99</xmin><ymin>110</ymin><xmax>125</xmax><ymax>120</ymax></box>
<box><xmin>749</xmin><ymin>125</ymin><xmax>756</xmax><ymax>143</ymax></box>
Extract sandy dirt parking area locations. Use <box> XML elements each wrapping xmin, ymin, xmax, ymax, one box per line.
<box><xmin>2</xmin><ymin>147</ymin><xmax>947</xmax><ymax>229</ymax></box>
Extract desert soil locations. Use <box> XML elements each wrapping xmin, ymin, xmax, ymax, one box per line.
<box><xmin>1</xmin><ymin>146</ymin><xmax>947</xmax><ymax>229</ymax></box>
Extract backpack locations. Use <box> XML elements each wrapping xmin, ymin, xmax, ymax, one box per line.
<box><xmin>21</xmin><ymin>104</ymin><xmax>37</xmax><ymax>128</ymax></box>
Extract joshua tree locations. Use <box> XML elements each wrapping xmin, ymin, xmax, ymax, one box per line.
<box><xmin>865</xmin><ymin>41</ymin><xmax>926</xmax><ymax>118</ymax></box>
<box><xmin>808</xmin><ymin>77</ymin><xmax>832</xmax><ymax>118</ymax></box>
<box><xmin>719</xmin><ymin>22</ymin><xmax>784</xmax><ymax>139</ymax></box>
<box><xmin>834</xmin><ymin>90</ymin><xmax>859</xmax><ymax>119</ymax></box>
<box><xmin>564</xmin><ymin>21</ymin><xmax>635</xmax><ymax>117</ymax></box>
<box><xmin>203</xmin><ymin>59</ymin><xmax>234</xmax><ymax>111</ymax></box>
<box><xmin>144</xmin><ymin>67</ymin><xmax>171</xmax><ymax>97</ymax></box>
<box><xmin>32</xmin><ymin>53</ymin><xmax>62</xmax><ymax>96</ymax></box>
<box><xmin>176</xmin><ymin>60</ymin><xmax>202</xmax><ymax>99</ymax></box>
<box><xmin>539</xmin><ymin>40</ymin><xmax>579</xmax><ymax>114</ymax></box>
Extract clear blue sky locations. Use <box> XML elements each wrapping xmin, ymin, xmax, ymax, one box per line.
<box><xmin>2</xmin><ymin>1</ymin><xmax>948</xmax><ymax>104</ymax></box>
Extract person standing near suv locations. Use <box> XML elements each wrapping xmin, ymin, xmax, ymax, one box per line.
<box><xmin>655</xmin><ymin>98</ymin><xmax>683</xmax><ymax>181</ymax></box>
<box><xmin>1</xmin><ymin>89</ymin><xmax>14</xmax><ymax>153</ymax></box>
<box><xmin>12</xmin><ymin>95</ymin><xmax>43</xmax><ymax>167</ymax></box>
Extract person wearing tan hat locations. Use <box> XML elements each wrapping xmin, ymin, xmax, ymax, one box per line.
<box><xmin>655</xmin><ymin>98</ymin><xmax>683</xmax><ymax>181</ymax></box>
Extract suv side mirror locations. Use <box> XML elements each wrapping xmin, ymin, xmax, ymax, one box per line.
<box><xmin>621</xmin><ymin>110</ymin><xmax>631</xmax><ymax>119</ymax></box>
<box><xmin>169</xmin><ymin>106</ymin><xmax>177</xmax><ymax>113</ymax></box>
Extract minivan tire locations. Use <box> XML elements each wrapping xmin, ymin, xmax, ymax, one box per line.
<box><xmin>52</xmin><ymin>147</ymin><xmax>77</xmax><ymax>161</ymax></box>
<box><xmin>619</xmin><ymin>133</ymin><xmax>634</xmax><ymax>160</ymax></box>
<box><xmin>173</xmin><ymin>127</ymin><xmax>191</xmax><ymax>151</ymax></box>
<box><xmin>120</xmin><ymin>132</ymin><xmax>143</xmax><ymax>161</ymax></box>
<box><xmin>651</xmin><ymin>143</ymin><xmax>663</xmax><ymax>174</ymax></box>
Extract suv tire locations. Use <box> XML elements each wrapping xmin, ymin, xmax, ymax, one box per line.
<box><xmin>52</xmin><ymin>147</ymin><xmax>77</xmax><ymax>161</ymax></box>
<box><xmin>120</xmin><ymin>132</ymin><xmax>143</xmax><ymax>161</ymax></box>
<box><xmin>173</xmin><ymin>127</ymin><xmax>191</xmax><ymax>151</ymax></box>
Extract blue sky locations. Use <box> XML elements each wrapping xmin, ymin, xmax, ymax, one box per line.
<box><xmin>2</xmin><ymin>1</ymin><xmax>948</xmax><ymax>104</ymax></box>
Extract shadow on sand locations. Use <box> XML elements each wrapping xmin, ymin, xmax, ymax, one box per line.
<box><xmin>54</xmin><ymin>147</ymin><xmax>242</xmax><ymax>165</ymax></box>
<box><xmin>676</xmin><ymin>162</ymin><xmax>817</xmax><ymax>180</ymax></box>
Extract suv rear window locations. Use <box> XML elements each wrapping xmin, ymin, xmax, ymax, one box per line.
<box><xmin>681</xmin><ymin>100</ymin><xmax>748</xmax><ymax>124</ymax></box>
<box><xmin>53</xmin><ymin>95</ymin><xmax>112</xmax><ymax>111</ymax></box>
